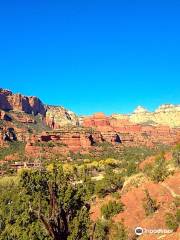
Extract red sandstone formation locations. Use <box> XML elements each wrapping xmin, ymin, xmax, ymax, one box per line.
<box><xmin>82</xmin><ymin>113</ymin><xmax>180</xmax><ymax>147</ymax></box>
<box><xmin>0</xmin><ymin>88</ymin><xmax>179</xmax><ymax>152</ymax></box>
<box><xmin>83</xmin><ymin>112</ymin><xmax>110</xmax><ymax>128</ymax></box>
<box><xmin>11</xmin><ymin>112</ymin><xmax>36</xmax><ymax>124</ymax></box>
<box><xmin>24</xmin><ymin>122</ymin><xmax>180</xmax><ymax>155</ymax></box>
<box><xmin>39</xmin><ymin>129</ymin><xmax>98</xmax><ymax>152</ymax></box>
<box><xmin>0</xmin><ymin>88</ymin><xmax>46</xmax><ymax>115</ymax></box>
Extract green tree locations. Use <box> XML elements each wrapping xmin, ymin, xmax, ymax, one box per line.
<box><xmin>95</xmin><ymin>169</ymin><xmax>124</xmax><ymax>198</ymax></box>
<box><xmin>0</xmin><ymin>178</ymin><xmax>49</xmax><ymax>240</ymax></box>
<box><xmin>101</xmin><ymin>201</ymin><xmax>124</xmax><ymax>220</ymax></box>
<box><xmin>0</xmin><ymin>165</ymin><xmax>90</xmax><ymax>240</ymax></box>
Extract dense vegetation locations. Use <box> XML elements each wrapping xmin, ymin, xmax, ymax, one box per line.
<box><xmin>0</xmin><ymin>165</ymin><xmax>90</xmax><ymax>240</ymax></box>
<box><xmin>93</xmin><ymin>220</ymin><xmax>128</xmax><ymax>240</ymax></box>
<box><xmin>0</xmin><ymin>142</ymin><xmax>179</xmax><ymax>239</ymax></box>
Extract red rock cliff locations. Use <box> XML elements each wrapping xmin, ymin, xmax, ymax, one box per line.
<box><xmin>0</xmin><ymin>88</ymin><xmax>46</xmax><ymax>116</ymax></box>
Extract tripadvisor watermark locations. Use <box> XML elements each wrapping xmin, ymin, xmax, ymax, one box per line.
<box><xmin>135</xmin><ymin>227</ymin><xmax>173</xmax><ymax>236</ymax></box>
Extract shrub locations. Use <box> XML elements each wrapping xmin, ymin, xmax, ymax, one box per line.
<box><xmin>165</xmin><ymin>213</ymin><xmax>179</xmax><ymax>231</ymax></box>
<box><xmin>174</xmin><ymin>197</ymin><xmax>180</xmax><ymax>207</ymax></box>
<box><xmin>101</xmin><ymin>201</ymin><xmax>124</xmax><ymax>219</ymax></box>
<box><xmin>172</xmin><ymin>144</ymin><xmax>180</xmax><ymax>167</ymax></box>
<box><xmin>150</xmin><ymin>154</ymin><xmax>170</xmax><ymax>182</ymax></box>
<box><xmin>93</xmin><ymin>220</ymin><xmax>109</xmax><ymax>240</ymax></box>
<box><xmin>126</xmin><ymin>161</ymin><xmax>138</xmax><ymax>177</ymax></box>
<box><xmin>143</xmin><ymin>189</ymin><xmax>158</xmax><ymax>216</ymax></box>
<box><xmin>95</xmin><ymin>169</ymin><xmax>124</xmax><ymax>198</ymax></box>
<box><xmin>109</xmin><ymin>222</ymin><xmax>128</xmax><ymax>240</ymax></box>
<box><xmin>95</xmin><ymin>180</ymin><xmax>108</xmax><ymax>198</ymax></box>
<box><xmin>111</xmin><ymin>192</ymin><xmax>120</xmax><ymax>199</ymax></box>
<box><xmin>176</xmin><ymin>209</ymin><xmax>180</xmax><ymax>223</ymax></box>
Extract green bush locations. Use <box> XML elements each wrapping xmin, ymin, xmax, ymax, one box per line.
<box><xmin>101</xmin><ymin>201</ymin><xmax>124</xmax><ymax>219</ymax></box>
<box><xmin>143</xmin><ymin>189</ymin><xmax>158</xmax><ymax>216</ymax></box>
<box><xmin>165</xmin><ymin>213</ymin><xmax>179</xmax><ymax>231</ymax></box>
<box><xmin>173</xmin><ymin>144</ymin><xmax>180</xmax><ymax>167</ymax></box>
<box><xmin>95</xmin><ymin>169</ymin><xmax>124</xmax><ymax>198</ymax></box>
<box><xmin>176</xmin><ymin>209</ymin><xmax>180</xmax><ymax>223</ymax></box>
<box><xmin>109</xmin><ymin>222</ymin><xmax>128</xmax><ymax>240</ymax></box>
<box><xmin>174</xmin><ymin>197</ymin><xmax>180</xmax><ymax>207</ymax></box>
<box><xmin>150</xmin><ymin>154</ymin><xmax>170</xmax><ymax>183</ymax></box>
<box><xmin>111</xmin><ymin>192</ymin><xmax>120</xmax><ymax>199</ymax></box>
<box><xmin>93</xmin><ymin>220</ymin><xmax>128</xmax><ymax>240</ymax></box>
<box><xmin>93</xmin><ymin>220</ymin><xmax>109</xmax><ymax>240</ymax></box>
<box><xmin>126</xmin><ymin>161</ymin><xmax>138</xmax><ymax>177</ymax></box>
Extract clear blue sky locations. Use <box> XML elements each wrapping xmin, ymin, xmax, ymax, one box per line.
<box><xmin>0</xmin><ymin>0</ymin><xmax>180</xmax><ymax>115</ymax></box>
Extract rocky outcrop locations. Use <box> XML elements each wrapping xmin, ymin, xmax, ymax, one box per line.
<box><xmin>129</xmin><ymin>104</ymin><xmax>180</xmax><ymax>127</ymax></box>
<box><xmin>0</xmin><ymin>88</ymin><xmax>79</xmax><ymax>127</ymax></box>
<box><xmin>111</xmin><ymin>104</ymin><xmax>180</xmax><ymax>127</ymax></box>
<box><xmin>81</xmin><ymin>112</ymin><xmax>180</xmax><ymax>147</ymax></box>
<box><xmin>83</xmin><ymin>113</ymin><xmax>111</xmax><ymax>129</ymax></box>
<box><xmin>91</xmin><ymin>171</ymin><xmax>180</xmax><ymax>239</ymax></box>
<box><xmin>0</xmin><ymin>127</ymin><xmax>17</xmax><ymax>142</ymax></box>
<box><xmin>46</xmin><ymin>106</ymin><xmax>79</xmax><ymax>128</ymax></box>
<box><xmin>1</xmin><ymin>88</ymin><xmax>179</xmax><ymax>151</ymax></box>
<box><xmin>0</xmin><ymin>88</ymin><xmax>46</xmax><ymax>116</ymax></box>
<box><xmin>24</xmin><ymin>127</ymin><xmax>124</xmax><ymax>154</ymax></box>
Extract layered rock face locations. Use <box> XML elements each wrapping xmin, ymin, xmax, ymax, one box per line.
<box><xmin>81</xmin><ymin>112</ymin><xmax>180</xmax><ymax>147</ymax></box>
<box><xmin>111</xmin><ymin>104</ymin><xmax>180</xmax><ymax>127</ymax></box>
<box><xmin>1</xmin><ymin>88</ymin><xmax>179</xmax><ymax>153</ymax></box>
<box><xmin>83</xmin><ymin>113</ymin><xmax>111</xmax><ymax>130</ymax></box>
<box><xmin>128</xmin><ymin>104</ymin><xmax>180</xmax><ymax>127</ymax></box>
<box><xmin>25</xmin><ymin>127</ymin><xmax>124</xmax><ymax>154</ymax></box>
<box><xmin>0</xmin><ymin>88</ymin><xmax>79</xmax><ymax>128</ymax></box>
<box><xmin>46</xmin><ymin>106</ymin><xmax>79</xmax><ymax>128</ymax></box>
<box><xmin>0</xmin><ymin>88</ymin><xmax>46</xmax><ymax>115</ymax></box>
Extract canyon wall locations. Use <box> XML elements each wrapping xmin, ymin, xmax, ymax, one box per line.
<box><xmin>0</xmin><ymin>88</ymin><xmax>46</xmax><ymax>116</ymax></box>
<box><xmin>113</xmin><ymin>105</ymin><xmax>180</xmax><ymax>127</ymax></box>
<box><xmin>0</xmin><ymin>88</ymin><xmax>179</xmax><ymax>153</ymax></box>
<box><xmin>46</xmin><ymin>106</ymin><xmax>79</xmax><ymax>128</ymax></box>
<box><xmin>0</xmin><ymin>88</ymin><xmax>79</xmax><ymax>127</ymax></box>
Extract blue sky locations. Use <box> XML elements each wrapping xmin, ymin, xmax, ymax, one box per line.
<box><xmin>0</xmin><ymin>0</ymin><xmax>180</xmax><ymax>115</ymax></box>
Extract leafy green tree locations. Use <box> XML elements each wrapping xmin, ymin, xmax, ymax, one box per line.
<box><xmin>101</xmin><ymin>201</ymin><xmax>124</xmax><ymax>220</ymax></box>
<box><xmin>0</xmin><ymin>178</ymin><xmax>49</xmax><ymax>240</ymax></box>
<box><xmin>0</xmin><ymin>165</ymin><xmax>90</xmax><ymax>240</ymax></box>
